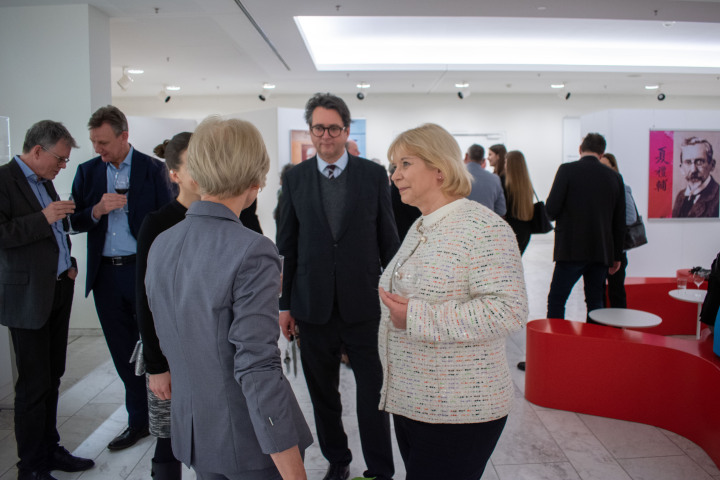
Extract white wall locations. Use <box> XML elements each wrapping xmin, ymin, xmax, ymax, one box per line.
<box><xmin>582</xmin><ymin>109</ymin><xmax>720</xmax><ymax>278</ymax></box>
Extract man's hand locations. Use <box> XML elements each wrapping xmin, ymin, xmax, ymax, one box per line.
<box><xmin>149</xmin><ymin>371</ymin><xmax>172</xmax><ymax>400</ymax></box>
<box><xmin>67</xmin><ymin>267</ymin><xmax>78</xmax><ymax>280</ymax></box>
<box><xmin>279</xmin><ymin>311</ymin><xmax>296</xmax><ymax>342</ymax></box>
<box><xmin>42</xmin><ymin>200</ymin><xmax>75</xmax><ymax>224</ymax></box>
<box><xmin>92</xmin><ymin>193</ymin><xmax>127</xmax><ymax>219</ymax></box>
<box><xmin>608</xmin><ymin>261</ymin><xmax>622</xmax><ymax>275</ymax></box>
<box><xmin>379</xmin><ymin>287</ymin><xmax>409</xmax><ymax>330</ymax></box>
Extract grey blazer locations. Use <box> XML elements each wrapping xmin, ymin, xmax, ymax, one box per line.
<box><xmin>0</xmin><ymin>159</ymin><xmax>74</xmax><ymax>329</ymax></box>
<box><xmin>145</xmin><ymin>201</ymin><xmax>312</xmax><ymax>475</ymax></box>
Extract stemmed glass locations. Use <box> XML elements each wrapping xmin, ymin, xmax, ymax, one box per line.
<box><xmin>692</xmin><ymin>272</ymin><xmax>705</xmax><ymax>289</ymax></box>
<box><xmin>114</xmin><ymin>174</ymin><xmax>130</xmax><ymax>213</ymax></box>
<box><xmin>58</xmin><ymin>192</ymin><xmax>76</xmax><ymax>234</ymax></box>
<box><xmin>391</xmin><ymin>257</ymin><xmax>421</xmax><ymax>298</ymax></box>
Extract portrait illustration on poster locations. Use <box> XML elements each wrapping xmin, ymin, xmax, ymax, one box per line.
<box><xmin>648</xmin><ymin>130</ymin><xmax>720</xmax><ymax>219</ymax></box>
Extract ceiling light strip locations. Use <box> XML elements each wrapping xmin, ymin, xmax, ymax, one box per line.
<box><xmin>233</xmin><ymin>0</ymin><xmax>291</xmax><ymax>71</ymax></box>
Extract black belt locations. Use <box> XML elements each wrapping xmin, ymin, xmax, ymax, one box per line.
<box><xmin>101</xmin><ymin>255</ymin><xmax>136</xmax><ymax>266</ymax></box>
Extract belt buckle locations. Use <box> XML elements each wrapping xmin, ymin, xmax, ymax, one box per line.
<box><xmin>111</xmin><ymin>256</ymin><xmax>123</xmax><ymax>266</ymax></box>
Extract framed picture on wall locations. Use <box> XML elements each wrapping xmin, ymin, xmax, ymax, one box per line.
<box><xmin>648</xmin><ymin>130</ymin><xmax>720</xmax><ymax>219</ymax></box>
<box><xmin>290</xmin><ymin>130</ymin><xmax>315</xmax><ymax>164</ymax></box>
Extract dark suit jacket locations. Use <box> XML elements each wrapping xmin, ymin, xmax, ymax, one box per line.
<box><xmin>671</xmin><ymin>176</ymin><xmax>720</xmax><ymax>218</ymax></box>
<box><xmin>276</xmin><ymin>155</ymin><xmax>399</xmax><ymax>325</ymax></box>
<box><xmin>546</xmin><ymin>155</ymin><xmax>625</xmax><ymax>266</ymax></box>
<box><xmin>0</xmin><ymin>159</ymin><xmax>74</xmax><ymax>329</ymax></box>
<box><xmin>70</xmin><ymin>149</ymin><xmax>173</xmax><ymax>296</ymax></box>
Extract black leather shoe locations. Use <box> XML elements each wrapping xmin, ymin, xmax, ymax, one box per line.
<box><xmin>49</xmin><ymin>445</ymin><xmax>94</xmax><ymax>472</ymax></box>
<box><xmin>517</xmin><ymin>361</ymin><xmax>526</xmax><ymax>371</ymax></box>
<box><xmin>17</xmin><ymin>470</ymin><xmax>58</xmax><ymax>480</ymax></box>
<box><xmin>323</xmin><ymin>463</ymin><xmax>350</xmax><ymax>480</ymax></box>
<box><xmin>107</xmin><ymin>425</ymin><xmax>150</xmax><ymax>450</ymax></box>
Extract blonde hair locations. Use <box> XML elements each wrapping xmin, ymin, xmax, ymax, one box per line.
<box><xmin>186</xmin><ymin>116</ymin><xmax>270</xmax><ymax>199</ymax></box>
<box><xmin>387</xmin><ymin>123</ymin><xmax>472</xmax><ymax>197</ymax></box>
<box><xmin>504</xmin><ymin>150</ymin><xmax>534</xmax><ymax>221</ymax></box>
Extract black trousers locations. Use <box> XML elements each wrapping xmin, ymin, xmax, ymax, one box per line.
<box><xmin>393</xmin><ymin>415</ymin><xmax>507</xmax><ymax>480</ymax></box>
<box><xmin>10</xmin><ymin>276</ymin><xmax>74</xmax><ymax>472</ymax></box>
<box><xmin>547</xmin><ymin>261</ymin><xmax>608</xmax><ymax>322</ymax></box>
<box><xmin>93</xmin><ymin>262</ymin><xmax>148</xmax><ymax>428</ymax></box>
<box><xmin>298</xmin><ymin>312</ymin><xmax>394</xmax><ymax>480</ymax></box>
<box><xmin>605</xmin><ymin>252</ymin><xmax>629</xmax><ymax>308</ymax></box>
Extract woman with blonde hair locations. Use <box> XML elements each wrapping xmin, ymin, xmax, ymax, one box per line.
<box><xmin>378</xmin><ymin>123</ymin><xmax>528</xmax><ymax>480</ymax></box>
<box><xmin>504</xmin><ymin>150</ymin><xmax>536</xmax><ymax>254</ymax></box>
<box><xmin>145</xmin><ymin>117</ymin><xmax>312</xmax><ymax>480</ymax></box>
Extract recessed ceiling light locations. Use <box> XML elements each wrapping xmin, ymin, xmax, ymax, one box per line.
<box><xmin>551</xmin><ymin>83</ymin><xmax>565</xmax><ymax>89</ymax></box>
<box><xmin>262</xmin><ymin>83</ymin><xmax>276</xmax><ymax>89</ymax></box>
<box><xmin>126</xmin><ymin>68</ymin><xmax>144</xmax><ymax>75</ymax></box>
<box><xmin>165</xmin><ymin>85</ymin><xmax>181</xmax><ymax>91</ymax></box>
<box><xmin>356</xmin><ymin>82</ymin><xmax>370</xmax><ymax>88</ymax></box>
<box><xmin>645</xmin><ymin>84</ymin><xmax>660</xmax><ymax>90</ymax></box>
<box><xmin>455</xmin><ymin>82</ymin><xmax>469</xmax><ymax>88</ymax></box>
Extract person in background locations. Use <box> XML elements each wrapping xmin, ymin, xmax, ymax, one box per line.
<box><xmin>70</xmin><ymin>105</ymin><xmax>174</xmax><ymax>450</ymax></box>
<box><xmin>1</xmin><ymin>120</ymin><xmax>95</xmax><ymax>480</ymax></box>
<box><xmin>145</xmin><ymin>117</ymin><xmax>312</xmax><ymax>480</ymax></box>
<box><xmin>503</xmin><ymin>150</ymin><xmax>535</xmax><ymax>255</ymax></box>
<box><xmin>240</xmin><ymin>199</ymin><xmax>263</xmax><ymax>234</ymax></box>
<box><xmin>345</xmin><ymin>140</ymin><xmax>361</xmax><ymax>157</ymax></box>
<box><xmin>488</xmin><ymin>144</ymin><xmax>507</xmax><ymax>178</ymax></box>
<box><xmin>464</xmin><ymin>144</ymin><xmax>506</xmax><ymax>216</ymax></box>
<box><xmin>379</xmin><ymin>123</ymin><xmax>528</xmax><ymax>480</ymax></box>
<box><xmin>274</xmin><ymin>163</ymin><xmax>294</xmax><ymax>223</ymax></box>
<box><xmin>600</xmin><ymin>153</ymin><xmax>638</xmax><ymax>308</ymax></box>
<box><xmin>135</xmin><ymin>132</ymin><xmax>199</xmax><ymax>479</ymax></box>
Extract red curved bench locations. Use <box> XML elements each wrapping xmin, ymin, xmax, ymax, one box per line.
<box><xmin>525</xmin><ymin>318</ymin><xmax>720</xmax><ymax>469</ymax></box>
<box><xmin>623</xmin><ymin>277</ymin><xmax>705</xmax><ymax>335</ymax></box>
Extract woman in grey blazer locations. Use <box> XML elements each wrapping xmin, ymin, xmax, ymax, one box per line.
<box><xmin>145</xmin><ymin>117</ymin><xmax>312</xmax><ymax>480</ymax></box>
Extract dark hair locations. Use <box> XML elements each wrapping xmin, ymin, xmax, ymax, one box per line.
<box><xmin>579</xmin><ymin>133</ymin><xmax>606</xmax><ymax>156</ymax></box>
<box><xmin>489</xmin><ymin>144</ymin><xmax>507</xmax><ymax>176</ymax></box>
<box><xmin>304</xmin><ymin>93</ymin><xmax>351</xmax><ymax>127</ymax></box>
<box><xmin>602</xmin><ymin>153</ymin><xmax>619</xmax><ymax>172</ymax></box>
<box><xmin>467</xmin><ymin>144</ymin><xmax>485</xmax><ymax>163</ymax></box>
<box><xmin>22</xmin><ymin>120</ymin><xmax>78</xmax><ymax>153</ymax></box>
<box><xmin>680</xmin><ymin>137</ymin><xmax>714</xmax><ymax>165</ymax></box>
<box><xmin>154</xmin><ymin>132</ymin><xmax>192</xmax><ymax>171</ymax></box>
<box><xmin>88</xmin><ymin>105</ymin><xmax>128</xmax><ymax>136</ymax></box>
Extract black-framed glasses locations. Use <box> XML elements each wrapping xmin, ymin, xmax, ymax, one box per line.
<box><xmin>42</xmin><ymin>146</ymin><xmax>70</xmax><ymax>164</ymax></box>
<box><xmin>310</xmin><ymin>124</ymin><xmax>346</xmax><ymax>138</ymax></box>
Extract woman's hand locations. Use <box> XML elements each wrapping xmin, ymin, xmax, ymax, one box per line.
<box><xmin>379</xmin><ymin>287</ymin><xmax>409</xmax><ymax>330</ymax></box>
<box><xmin>149</xmin><ymin>371</ymin><xmax>172</xmax><ymax>400</ymax></box>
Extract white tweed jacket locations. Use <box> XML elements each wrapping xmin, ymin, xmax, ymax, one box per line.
<box><xmin>378</xmin><ymin>198</ymin><xmax>528</xmax><ymax>424</ymax></box>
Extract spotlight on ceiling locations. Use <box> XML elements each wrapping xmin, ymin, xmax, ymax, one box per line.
<box><xmin>657</xmin><ymin>92</ymin><xmax>666</xmax><ymax>101</ymax></box>
<box><xmin>116</xmin><ymin>66</ymin><xmax>143</xmax><ymax>91</ymax></box>
<box><xmin>565</xmin><ymin>92</ymin><xmax>572</xmax><ymax>100</ymax></box>
<box><xmin>455</xmin><ymin>82</ymin><xmax>471</xmax><ymax>100</ymax></box>
<box><xmin>259</xmin><ymin>82</ymin><xmax>275</xmax><ymax>102</ymax></box>
<box><xmin>356</xmin><ymin>82</ymin><xmax>370</xmax><ymax>100</ymax></box>
<box><xmin>158</xmin><ymin>84</ymin><xmax>179</xmax><ymax>103</ymax></box>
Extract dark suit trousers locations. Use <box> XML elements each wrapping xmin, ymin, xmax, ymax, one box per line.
<box><xmin>93</xmin><ymin>263</ymin><xmax>148</xmax><ymax>428</ymax></box>
<box><xmin>298</xmin><ymin>310</ymin><xmax>394</xmax><ymax>480</ymax></box>
<box><xmin>10</xmin><ymin>276</ymin><xmax>73</xmax><ymax>472</ymax></box>
<box><xmin>547</xmin><ymin>261</ymin><xmax>608</xmax><ymax>322</ymax></box>
<box><xmin>605</xmin><ymin>252</ymin><xmax>629</xmax><ymax>308</ymax></box>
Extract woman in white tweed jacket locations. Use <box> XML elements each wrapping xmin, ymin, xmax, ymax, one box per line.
<box><xmin>378</xmin><ymin>124</ymin><xmax>528</xmax><ymax>480</ymax></box>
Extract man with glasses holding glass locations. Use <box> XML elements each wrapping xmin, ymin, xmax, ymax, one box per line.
<box><xmin>0</xmin><ymin>120</ymin><xmax>97</xmax><ymax>480</ymax></box>
<box><xmin>672</xmin><ymin>136</ymin><xmax>719</xmax><ymax>218</ymax></box>
<box><xmin>277</xmin><ymin>93</ymin><xmax>399</xmax><ymax>480</ymax></box>
<box><xmin>70</xmin><ymin>106</ymin><xmax>173</xmax><ymax>451</ymax></box>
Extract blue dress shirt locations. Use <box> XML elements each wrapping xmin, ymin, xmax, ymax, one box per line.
<box><xmin>101</xmin><ymin>147</ymin><xmax>136</xmax><ymax>256</ymax></box>
<box><xmin>317</xmin><ymin>151</ymin><xmax>349</xmax><ymax>178</ymax></box>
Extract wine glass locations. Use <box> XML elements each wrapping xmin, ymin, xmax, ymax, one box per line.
<box><xmin>58</xmin><ymin>192</ymin><xmax>76</xmax><ymax>233</ymax></box>
<box><xmin>692</xmin><ymin>272</ymin><xmax>705</xmax><ymax>289</ymax></box>
<box><xmin>114</xmin><ymin>174</ymin><xmax>130</xmax><ymax>213</ymax></box>
<box><xmin>391</xmin><ymin>258</ymin><xmax>421</xmax><ymax>298</ymax></box>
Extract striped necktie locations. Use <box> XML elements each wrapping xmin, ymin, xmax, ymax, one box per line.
<box><xmin>326</xmin><ymin>164</ymin><xmax>337</xmax><ymax>179</ymax></box>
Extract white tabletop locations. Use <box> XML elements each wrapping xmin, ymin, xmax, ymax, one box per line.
<box><xmin>668</xmin><ymin>289</ymin><xmax>707</xmax><ymax>304</ymax></box>
<box><xmin>588</xmin><ymin>308</ymin><xmax>663</xmax><ymax>328</ymax></box>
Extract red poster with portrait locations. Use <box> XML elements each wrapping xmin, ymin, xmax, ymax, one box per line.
<box><xmin>649</xmin><ymin>130</ymin><xmax>720</xmax><ymax>219</ymax></box>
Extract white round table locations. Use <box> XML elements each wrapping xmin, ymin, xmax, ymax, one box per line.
<box><xmin>588</xmin><ymin>308</ymin><xmax>662</xmax><ymax>329</ymax></box>
<box><xmin>668</xmin><ymin>289</ymin><xmax>707</xmax><ymax>339</ymax></box>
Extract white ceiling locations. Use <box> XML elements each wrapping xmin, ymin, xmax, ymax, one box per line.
<box><xmin>4</xmin><ymin>0</ymin><xmax>720</xmax><ymax>98</ymax></box>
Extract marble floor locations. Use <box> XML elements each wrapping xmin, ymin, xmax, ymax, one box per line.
<box><xmin>1</xmin><ymin>234</ymin><xmax>718</xmax><ymax>480</ymax></box>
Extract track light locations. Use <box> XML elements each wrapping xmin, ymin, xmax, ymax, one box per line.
<box><xmin>356</xmin><ymin>82</ymin><xmax>370</xmax><ymax>100</ymax></box>
<box><xmin>158</xmin><ymin>84</ymin><xmax>179</xmax><ymax>103</ymax></box>
<box><xmin>117</xmin><ymin>66</ymin><xmax>143</xmax><ymax>91</ymax></box>
<box><xmin>455</xmin><ymin>82</ymin><xmax>470</xmax><ymax>99</ymax></box>
<box><xmin>657</xmin><ymin>92</ymin><xmax>666</xmax><ymax>101</ymax></box>
<box><xmin>259</xmin><ymin>82</ymin><xmax>275</xmax><ymax>102</ymax></box>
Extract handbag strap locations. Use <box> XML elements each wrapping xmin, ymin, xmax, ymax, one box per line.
<box><xmin>532</xmin><ymin>188</ymin><xmax>541</xmax><ymax>203</ymax></box>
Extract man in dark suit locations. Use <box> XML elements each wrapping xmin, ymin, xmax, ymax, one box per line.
<box><xmin>545</xmin><ymin>132</ymin><xmax>625</xmax><ymax>321</ymax></box>
<box><xmin>70</xmin><ymin>106</ymin><xmax>173</xmax><ymax>451</ymax></box>
<box><xmin>671</xmin><ymin>136</ymin><xmax>719</xmax><ymax>218</ymax></box>
<box><xmin>277</xmin><ymin>93</ymin><xmax>400</xmax><ymax>480</ymax></box>
<box><xmin>1</xmin><ymin>120</ymin><xmax>94</xmax><ymax>480</ymax></box>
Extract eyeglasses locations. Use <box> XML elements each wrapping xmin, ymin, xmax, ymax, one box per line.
<box><xmin>42</xmin><ymin>146</ymin><xmax>70</xmax><ymax>164</ymax></box>
<box><xmin>310</xmin><ymin>124</ymin><xmax>346</xmax><ymax>138</ymax></box>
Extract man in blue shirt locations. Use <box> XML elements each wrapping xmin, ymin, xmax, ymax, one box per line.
<box><xmin>0</xmin><ymin>120</ymin><xmax>95</xmax><ymax>480</ymax></box>
<box><xmin>70</xmin><ymin>106</ymin><xmax>173</xmax><ymax>451</ymax></box>
<box><xmin>465</xmin><ymin>144</ymin><xmax>506</xmax><ymax>216</ymax></box>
